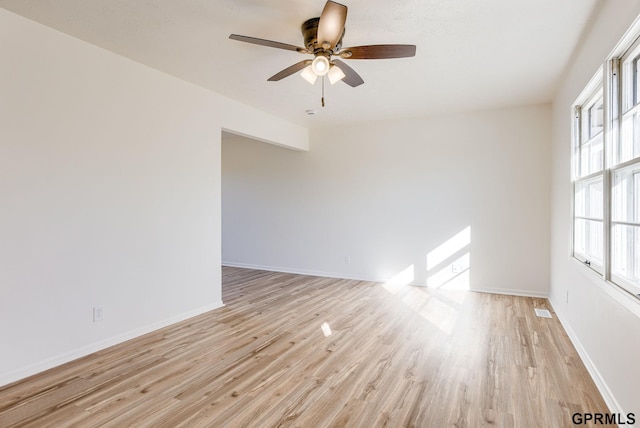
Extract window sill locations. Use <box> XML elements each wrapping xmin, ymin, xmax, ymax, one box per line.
<box><xmin>570</xmin><ymin>256</ymin><xmax>640</xmax><ymax>318</ymax></box>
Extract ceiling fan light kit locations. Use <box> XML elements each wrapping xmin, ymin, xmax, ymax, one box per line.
<box><xmin>300</xmin><ymin>65</ymin><xmax>319</xmax><ymax>85</ymax></box>
<box><xmin>327</xmin><ymin>65</ymin><xmax>346</xmax><ymax>85</ymax></box>
<box><xmin>229</xmin><ymin>0</ymin><xmax>416</xmax><ymax>106</ymax></box>
<box><xmin>311</xmin><ymin>55</ymin><xmax>330</xmax><ymax>76</ymax></box>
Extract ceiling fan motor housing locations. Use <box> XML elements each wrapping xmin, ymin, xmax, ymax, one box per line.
<box><xmin>302</xmin><ymin>17</ymin><xmax>343</xmax><ymax>53</ymax></box>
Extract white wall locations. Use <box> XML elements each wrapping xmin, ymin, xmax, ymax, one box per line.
<box><xmin>223</xmin><ymin>104</ymin><xmax>551</xmax><ymax>296</ymax></box>
<box><xmin>0</xmin><ymin>9</ymin><xmax>307</xmax><ymax>387</ymax></box>
<box><xmin>550</xmin><ymin>0</ymin><xmax>640</xmax><ymax>415</ymax></box>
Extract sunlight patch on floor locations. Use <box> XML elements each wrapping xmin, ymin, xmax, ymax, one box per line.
<box><xmin>383</xmin><ymin>264</ymin><xmax>415</xmax><ymax>294</ymax></box>
<box><xmin>320</xmin><ymin>322</ymin><xmax>332</xmax><ymax>337</ymax></box>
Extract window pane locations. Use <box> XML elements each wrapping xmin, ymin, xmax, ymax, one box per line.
<box><xmin>577</xmin><ymin>88</ymin><xmax>604</xmax><ymax>176</ymax></box>
<box><xmin>574</xmin><ymin>218</ymin><xmax>603</xmax><ymax>264</ymax></box>
<box><xmin>619</xmin><ymin>112</ymin><xmax>640</xmax><ymax>164</ymax></box>
<box><xmin>618</xmin><ymin>54</ymin><xmax>640</xmax><ymax>165</ymax></box>
<box><xmin>575</xmin><ymin>176</ymin><xmax>603</xmax><ymax>219</ymax></box>
<box><xmin>612</xmin><ymin>224</ymin><xmax>640</xmax><ymax>286</ymax></box>
<box><xmin>588</xmin><ymin>99</ymin><xmax>604</xmax><ymax>139</ymax></box>
<box><xmin>612</xmin><ymin>163</ymin><xmax>640</xmax><ymax>223</ymax></box>
<box><xmin>579</xmin><ymin>135</ymin><xmax>604</xmax><ymax>176</ymax></box>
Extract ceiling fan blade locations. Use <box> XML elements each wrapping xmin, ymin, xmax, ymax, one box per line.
<box><xmin>316</xmin><ymin>1</ymin><xmax>347</xmax><ymax>49</ymax></box>
<box><xmin>340</xmin><ymin>44</ymin><xmax>417</xmax><ymax>59</ymax></box>
<box><xmin>332</xmin><ymin>59</ymin><xmax>364</xmax><ymax>87</ymax></box>
<box><xmin>229</xmin><ymin>34</ymin><xmax>304</xmax><ymax>52</ymax></box>
<box><xmin>267</xmin><ymin>60</ymin><xmax>312</xmax><ymax>81</ymax></box>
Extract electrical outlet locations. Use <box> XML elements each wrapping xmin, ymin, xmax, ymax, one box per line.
<box><xmin>452</xmin><ymin>262</ymin><xmax>465</xmax><ymax>274</ymax></box>
<box><xmin>93</xmin><ymin>307</ymin><xmax>104</xmax><ymax>323</ymax></box>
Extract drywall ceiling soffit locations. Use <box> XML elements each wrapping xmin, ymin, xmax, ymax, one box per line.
<box><xmin>0</xmin><ymin>0</ymin><xmax>599</xmax><ymax>128</ymax></box>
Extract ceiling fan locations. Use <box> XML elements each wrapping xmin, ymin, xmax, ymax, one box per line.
<box><xmin>229</xmin><ymin>0</ymin><xmax>416</xmax><ymax>89</ymax></box>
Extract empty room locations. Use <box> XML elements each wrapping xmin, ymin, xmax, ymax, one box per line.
<box><xmin>1</xmin><ymin>0</ymin><xmax>639</xmax><ymax>427</ymax></box>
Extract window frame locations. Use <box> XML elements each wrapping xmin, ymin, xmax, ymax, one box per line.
<box><xmin>571</xmin><ymin>34</ymin><xmax>640</xmax><ymax>303</ymax></box>
<box><xmin>572</xmin><ymin>70</ymin><xmax>605</xmax><ymax>275</ymax></box>
<box><xmin>609</xmin><ymin>39</ymin><xmax>640</xmax><ymax>297</ymax></box>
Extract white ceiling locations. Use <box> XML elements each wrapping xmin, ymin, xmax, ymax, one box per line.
<box><xmin>0</xmin><ymin>0</ymin><xmax>598</xmax><ymax>128</ymax></box>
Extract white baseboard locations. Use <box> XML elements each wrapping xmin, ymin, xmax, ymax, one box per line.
<box><xmin>222</xmin><ymin>261</ymin><xmax>382</xmax><ymax>283</ymax></box>
<box><xmin>0</xmin><ymin>300</ymin><xmax>224</xmax><ymax>388</ymax></box>
<box><xmin>548</xmin><ymin>298</ymin><xmax>624</xmax><ymax>415</ymax></box>
<box><xmin>472</xmin><ymin>286</ymin><xmax>549</xmax><ymax>299</ymax></box>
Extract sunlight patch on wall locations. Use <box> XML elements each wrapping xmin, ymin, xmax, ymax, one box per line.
<box><xmin>427</xmin><ymin>226</ymin><xmax>471</xmax><ymax>270</ymax></box>
<box><xmin>427</xmin><ymin>253</ymin><xmax>470</xmax><ymax>290</ymax></box>
<box><xmin>426</xmin><ymin>226</ymin><xmax>471</xmax><ymax>290</ymax></box>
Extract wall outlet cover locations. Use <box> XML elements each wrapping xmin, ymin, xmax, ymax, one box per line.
<box><xmin>93</xmin><ymin>307</ymin><xmax>104</xmax><ymax>322</ymax></box>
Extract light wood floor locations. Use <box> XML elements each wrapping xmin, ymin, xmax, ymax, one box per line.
<box><xmin>0</xmin><ymin>267</ymin><xmax>609</xmax><ymax>427</ymax></box>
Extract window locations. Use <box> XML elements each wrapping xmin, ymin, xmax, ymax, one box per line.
<box><xmin>611</xmin><ymin>38</ymin><xmax>640</xmax><ymax>296</ymax></box>
<box><xmin>617</xmin><ymin>51</ymin><xmax>640</xmax><ymax>165</ymax></box>
<box><xmin>572</xmin><ymin>35</ymin><xmax>640</xmax><ymax>300</ymax></box>
<box><xmin>573</xmin><ymin>72</ymin><xmax>604</xmax><ymax>274</ymax></box>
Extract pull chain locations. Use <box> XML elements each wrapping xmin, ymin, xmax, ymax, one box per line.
<box><xmin>321</xmin><ymin>76</ymin><xmax>325</xmax><ymax>107</ymax></box>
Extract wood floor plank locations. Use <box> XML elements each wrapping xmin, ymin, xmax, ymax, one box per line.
<box><xmin>0</xmin><ymin>267</ymin><xmax>611</xmax><ymax>427</ymax></box>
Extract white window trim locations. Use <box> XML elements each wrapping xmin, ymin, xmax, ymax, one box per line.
<box><xmin>572</xmin><ymin>69</ymin><xmax>604</xmax><ymax>275</ymax></box>
<box><xmin>569</xmin><ymin>15</ymin><xmax>640</xmax><ymax>317</ymax></box>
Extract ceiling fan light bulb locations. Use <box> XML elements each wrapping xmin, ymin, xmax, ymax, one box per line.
<box><xmin>300</xmin><ymin>65</ymin><xmax>318</xmax><ymax>85</ymax></box>
<box><xmin>311</xmin><ymin>55</ymin><xmax>330</xmax><ymax>76</ymax></box>
<box><xmin>328</xmin><ymin>65</ymin><xmax>346</xmax><ymax>84</ymax></box>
